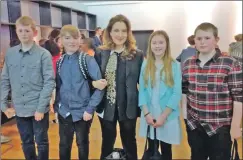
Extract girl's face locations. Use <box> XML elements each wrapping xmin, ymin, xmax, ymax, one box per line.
<box><xmin>151</xmin><ymin>34</ymin><xmax>167</xmax><ymax>57</ymax></box>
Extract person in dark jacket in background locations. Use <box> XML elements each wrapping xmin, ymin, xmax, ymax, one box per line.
<box><xmin>92</xmin><ymin>27</ymin><xmax>102</xmax><ymax>48</ymax></box>
<box><xmin>176</xmin><ymin>35</ymin><xmax>197</xmax><ymax>66</ymax></box>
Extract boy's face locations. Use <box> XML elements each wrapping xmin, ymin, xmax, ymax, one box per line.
<box><xmin>16</xmin><ymin>24</ymin><xmax>36</xmax><ymax>44</ymax></box>
<box><xmin>194</xmin><ymin>29</ymin><xmax>219</xmax><ymax>54</ymax></box>
<box><xmin>61</xmin><ymin>33</ymin><xmax>80</xmax><ymax>53</ymax></box>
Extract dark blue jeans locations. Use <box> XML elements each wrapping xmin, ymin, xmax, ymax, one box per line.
<box><xmin>16</xmin><ymin>113</ymin><xmax>49</xmax><ymax>160</ymax></box>
<box><xmin>58</xmin><ymin>114</ymin><xmax>92</xmax><ymax>160</ymax></box>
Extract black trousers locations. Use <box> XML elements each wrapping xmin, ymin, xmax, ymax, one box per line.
<box><xmin>147</xmin><ymin>138</ymin><xmax>172</xmax><ymax>160</ymax></box>
<box><xmin>186</xmin><ymin>123</ymin><xmax>232</xmax><ymax>160</ymax></box>
<box><xmin>98</xmin><ymin>112</ymin><xmax>137</xmax><ymax>160</ymax></box>
<box><xmin>1</xmin><ymin>111</ymin><xmax>8</xmax><ymax>125</ymax></box>
<box><xmin>58</xmin><ymin>114</ymin><xmax>92</xmax><ymax>160</ymax></box>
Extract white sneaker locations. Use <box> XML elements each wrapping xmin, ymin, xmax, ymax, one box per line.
<box><xmin>1</xmin><ymin>135</ymin><xmax>11</xmax><ymax>144</ymax></box>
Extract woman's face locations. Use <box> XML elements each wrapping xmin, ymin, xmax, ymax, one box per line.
<box><xmin>110</xmin><ymin>21</ymin><xmax>128</xmax><ymax>47</ymax></box>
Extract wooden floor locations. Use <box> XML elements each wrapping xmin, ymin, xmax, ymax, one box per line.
<box><xmin>1</xmin><ymin>112</ymin><xmax>242</xmax><ymax>160</ymax></box>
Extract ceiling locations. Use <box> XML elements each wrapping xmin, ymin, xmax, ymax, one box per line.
<box><xmin>78</xmin><ymin>1</ymin><xmax>143</xmax><ymax>6</ymax></box>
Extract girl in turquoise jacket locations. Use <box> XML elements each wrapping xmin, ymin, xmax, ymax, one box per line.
<box><xmin>138</xmin><ymin>30</ymin><xmax>182</xmax><ymax>160</ymax></box>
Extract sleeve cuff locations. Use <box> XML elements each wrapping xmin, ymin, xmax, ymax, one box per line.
<box><xmin>166</xmin><ymin>105</ymin><xmax>176</xmax><ymax>110</ymax></box>
<box><xmin>138</xmin><ymin>103</ymin><xmax>146</xmax><ymax>109</ymax></box>
<box><xmin>36</xmin><ymin>107</ymin><xmax>46</xmax><ymax>113</ymax></box>
<box><xmin>86</xmin><ymin>106</ymin><xmax>95</xmax><ymax>114</ymax></box>
<box><xmin>1</xmin><ymin>104</ymin><xmax>8</xmax><ymax>112</ymax></box>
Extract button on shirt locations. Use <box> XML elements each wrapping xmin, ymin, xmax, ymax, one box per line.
<box><xmin>0</xmin><ymin>43</ymin><xmax>55</xmax><ymax>117</ymax></box>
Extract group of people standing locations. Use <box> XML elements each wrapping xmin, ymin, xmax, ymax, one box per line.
<box><xmin>0</xmin><ymin>13</ymin><xmax>242</xmax><ymax>160</ymax></box>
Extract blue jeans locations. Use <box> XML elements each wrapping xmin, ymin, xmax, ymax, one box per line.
<box><xmin>16</xmin><ymin>113</ymin><xmax>49</xmax><ymax>160</ymax></box>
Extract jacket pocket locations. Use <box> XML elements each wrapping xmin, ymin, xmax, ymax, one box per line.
<box><xmin>8</xmin><ymin>63</ymin><xmax>18</xmax><ymax>74</ymax></box>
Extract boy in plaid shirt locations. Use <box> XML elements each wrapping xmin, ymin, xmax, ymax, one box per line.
<box><xmin>182</xmin><ymin>22</ymin><xmax>242</xmax><ymax>160</ymax></box>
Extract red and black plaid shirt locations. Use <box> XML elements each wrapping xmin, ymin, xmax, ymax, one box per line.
<box><xmin>182</xmin><ymin>50</ymin><xmax>243</xmax><ymax>136</ymax></box>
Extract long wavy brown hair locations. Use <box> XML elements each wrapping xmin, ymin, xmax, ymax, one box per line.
<box><xmin>99</xmin><ymin>14</ymin><xmax>137</xmax><ymax>59</ymax></box>
<box><xmin>144</xmin><ymin>30</ymin><xmax>174</xmax><ymax>88</ymax></box>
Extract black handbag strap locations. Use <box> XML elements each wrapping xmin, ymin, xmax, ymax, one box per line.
<box><xmin>153</xmin><ymin>119</ymin><xmax>158</xmax><ymax>155</ymax></box>
<box><xmin>231</xmin><ymin>139</ymin><xmax>240</xmax><ymax>160</ymax></box>
<box><xmin>143</xmin><ymin>124</ymin><xmax>150</xmax><ymax>154</ymax></box>
<box><xmin>144</xmin><ymin>119</ymin><xmax>158</xmax><ymax>154</ymax></box>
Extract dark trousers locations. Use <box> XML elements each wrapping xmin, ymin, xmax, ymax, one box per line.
<box><xmin>147</xmin><ymin>138</ymin><xmax>172</xmax><ymax>160</ymax></box>
<box><xmin>98</xmin><ymin>116</ymin><xmax>137</xmax><ymax>160</ymax></box>
<box><xmin>1</xmin><ymin>111</ymin><xmax>8</xmax><ymax>124</ymax></box>
<box><xmin>58</xmin><ymin>114</ymin><xmax>92</xmax><ymax>160</ymax></box>
<box><xmin>16</xmin><ymin>112</ymin><xmax>49</xmax><ymax>160</ymax></box>
<box><xmin>186</xmin><ymin>124</ymin><xmax>232</xmax><ymax>160</ymax></box>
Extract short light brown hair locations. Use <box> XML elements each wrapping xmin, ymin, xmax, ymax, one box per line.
<box><xmin>60</xmin><ymin>25</ymin><xmax>80</xmax><ymax>38</ymax></box>
<box><xmin>15</xmin><ymin>16</ymin><xmax>36</xmax><ymax>31</ymax></box>
<box><xmin>194</xmin><ymin>22</ymin><xmax>218</xmax><ymax>38</ymax></box>
<box><xmin>235</xmin><ymin>34</ymin><xmax>242</xmax><ymax>42</ymax></box>
<box><xmin>187</xmin><ymin>35</ymin><xmax>195</xmax><ymax>45</ymax></box>
<box><xmin>83</xmin><ymin>38</ymin><xmax>94</xmax><ymax>49</ymax></box>
<box><xmin>95</xmin><ymin>27</ymin><xmax>101</xmax><ymax>32</ymax></box>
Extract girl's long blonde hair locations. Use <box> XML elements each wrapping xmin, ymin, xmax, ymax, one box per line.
<box><xmin>144</xmin><ymin>30</ymin><xmax>174</xmax><ymax>88</ymax></box>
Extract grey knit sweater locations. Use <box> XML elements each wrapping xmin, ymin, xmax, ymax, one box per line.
<box><xmin>229</xmin><ymin>41</ymin><xmax>242</xmax><ymax>63</ymax></box>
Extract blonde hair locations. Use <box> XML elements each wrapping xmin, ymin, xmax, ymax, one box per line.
<box><xmin>16</xmin><ymin>16</ymin><xmax>36</xmax><ymax>31</ymax></box>
<box><xmin>194</xmin><ymin>22</ymin><xmax>218</xmax><ymax>38</ymax></box>
<box><xmin>235</xmin><ymin>34</ymin><xmax>242</xmax><ymax>42</ymax></box>
<box><xmin>60</xmin><ymin>25</ymin><xmax>80</xmax><ymax>39</ymax></box>
<box><xmin>144</xmin><ymin>30</ymin><xmax>174</xmax><ymax>88</ymax></box>
<box><xmin>99</xmin><ymin>14</ymin><xmax>137</xmax><ymax>59</ymax></box>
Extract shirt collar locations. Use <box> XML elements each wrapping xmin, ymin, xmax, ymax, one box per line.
<box><xmin>18</xmin><ymin>42</ymin><xmax>36</xmax><ymax>54</ymax></box>
<box><xmin>65</xmin><ymin>50</ymin><xmax>80</xmax><ymax>58</ymax></box>
<box><xmin>195</xmin><ymin>48</ymin><xmax>221</xmax><ymax>63</ymax></box>
<box><xmin>110</xmin><ymin>46</ymin><xmax>125</xmax><ymax>55</ymax></box>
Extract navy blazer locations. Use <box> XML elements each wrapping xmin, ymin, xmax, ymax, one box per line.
<box><xmin>92</xmin><ymin>36</ymin><xmax>102</xmax><ymax>48</ymax></box>
<box><xmin>94</xmin><ymin>49</ymin><xmax>144</xmax><ymax>121</ymax></box>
